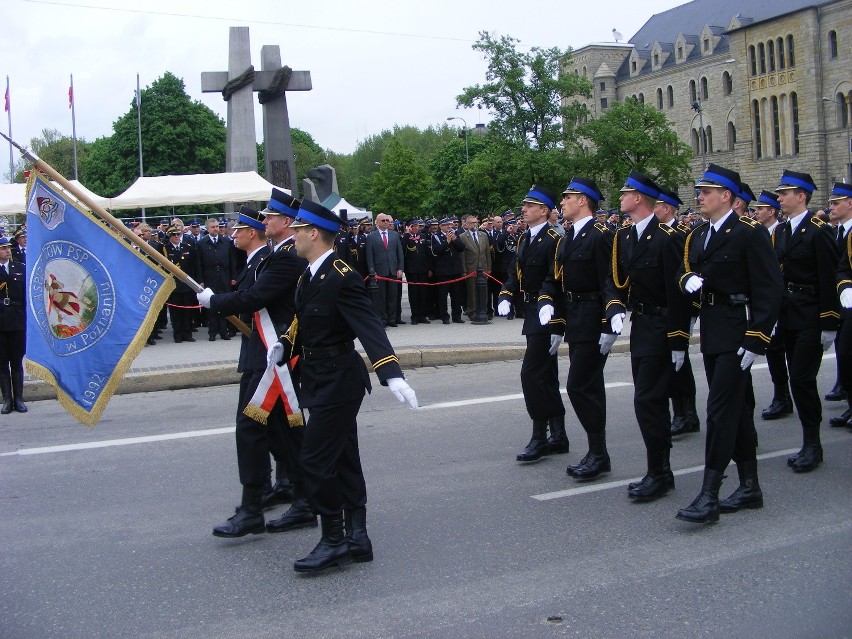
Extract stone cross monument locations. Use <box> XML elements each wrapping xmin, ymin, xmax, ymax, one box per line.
<box><xmin>201</xmin><ymin>26</ymin><xmax>312</xmax><ymax>195</ymax></box>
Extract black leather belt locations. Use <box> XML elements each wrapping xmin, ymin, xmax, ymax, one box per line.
<box><xmin>301</xmin><ymin>341</ymin><xmax>355</xmax><ymax>360</ymax></box>
<box><xmin>564</xmin><ymin>291</ymin><xmax>598</xmax><ymax>303</ymax></box>
<box><xmin>1</xmin><ymin>299</ymin><xmax>21</xmax><ymax>306</ymax></box>
<box><xmin>701</xmin><ymin>291</ymin><xmax>750</xmax><ymax>306</ymax></box>
<box><xmin>631</xmin><ymin>302</ymin><xmax>667</xmax><ymax>316</ymax></box>
<box><xmin>786</xmin><ymin>282</ymin><xmax>815</xmax><ymax>295</ymax></box>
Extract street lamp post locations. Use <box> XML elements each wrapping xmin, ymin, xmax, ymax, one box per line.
<box><xmin>446</xmin><ymin>116</ymin><xmax>469</xmax><ymax>164</ymax></box>
<box><xmin>823</xmin><ymin>96</ymin><xmax>852</xmax><ymax>183</ymax></box>
<box><xmin>690</xmin><ymin>58</ymin><xmax>735</xmax><ymax>172</ymax></box>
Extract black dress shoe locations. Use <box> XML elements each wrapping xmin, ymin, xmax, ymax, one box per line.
<box><xmin>825</xmin><ymin>385</ymin><xmax>846</xmax><ymax>401</ymax></box>
<box><xmin>146</xmin><ymin>338</ymin><xmax>156</xmax><ymax>345</ymax></box>
<box><xmin>791</xmin><ymin>445</ymin><xmax>822</xmax><ymax>473</ymax></box>
<box><xmin>266</xmin><ymin>499</ymin><xmax>318</xmax><ymax>532</ymax></box>
<box><xmin>628</xmin><ymin>473</ymin><xmax>672</xmax><ymax>502</ymax></box>
<box><xmin>261</xmin><ymin>481</ymin><xmax>294</xmax><ymax>510</ymax></box>
<box><xmin>184</xmin><ymin>336</ymin><xmax>196</xmax><ymax>342</ymax></box>
<box><xmin>829</xmin><ymin>408</ymin><xmax>851</xmax><ymax>427</ymax></box>
<box><xmin>208</xmin><ymin>335</ymin><xmax>217</xmax><ymax>341</ymax></box>
<box><xmin>452</xmin><ymin>317</ymin><xmax>465</xmax><ymax>323</ymax></box>
<box><xmin>670</xmin><ymin>415</ymin><xmax>700</xmax><ymax>436</ymax></box>
<box><xmin>14</xmin><ymin>400</ymin><xmax>27</xmax><ymax>413</ymax></box>
<box><xmin>174</xmin><ymin>337</ymin><xmax>183</xmax><ymax>343</ymax></box>
<box><xmin>419</xmin><ymin>317</ymin><xmax>431</xmax><ymax>324</ymax></box>
<box><xmin>397</xmin><ymin>320</ymin><xmax>406</xmax><ymax>324</ymax></box>
<box><xmin>220</xmin><ymin>334</ymin><xmax>231</xmax><ymax>340</ymax></box>
<box><xmin>676</xmin><ymin>469</ymin><xmax>724</xmax><ymax>524</ymax></box>
<box><xmin>1</xmin><ymin>401</ymin><xmax>12</xmax><ymax>415</ymax></box>
<box><xmin>293</xmin><ymin>514</ymin><xmax>352</xmax><ymax>573</ymax></box>
<box><xmin>762</xmin><ymin>397</ymin><xmax>793</xmax><ymax>420</ymax></box>
<box><xmin>411</xmin><ymin>319</ymin><xmax>419</xmax><ymax>325</ymax></box>
<box><xmin>212</xmin><ymin>506</ymin><xmax>265</xmax><ymax>538</ymax></box>
<box><xmin>572</xmin><ymin>454</ymin><xmax>611</xmax><ymax>481</ymax></box>
<box><xmin>442</xmin><ymin>319</ymin><xmax>451</xmax><ymax>325</ymax></box>
<box><xmin>566</xmin><ymin>452</ymin><xmax>591</xmax><ymax>476</ymax></box>
<box><xmin>719</xmin><ymin>482</ymin><xmax>763</xmax><ymax>513</ymax></box>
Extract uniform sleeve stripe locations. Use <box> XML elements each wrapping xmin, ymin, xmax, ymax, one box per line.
<box><xmin>371</xmin><ymin>355</ymin><xmax>399</xmax><ymax>370</ymax></box>
<box><xmin>745</xmin><ymin>330</ymin><xmax>771</xmax><ymax>344</ymax></box>
<box><xmin>667</xmin><ymin>331</ymin><xmax>690</xmax><ymax>339</ymax></box>
<box><xmin>820</xmin><ymin>311</ymin><xmax>840</xmax><ymax>319</ymax></box>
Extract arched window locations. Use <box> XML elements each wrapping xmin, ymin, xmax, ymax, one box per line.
<box><xmin>701</xmin><ymin>76</ymin><xmax>708</xmax><ymax>100</ymax></box>
<box><xmin>777</xmin><ymin>38</ymin><xmax>785</xmax><ymax>69</ymax></box>
<box><xmin>768</xmin><ymin>40</ymin><xmax>776</xmax><ymax>72</ymax></box>
<box><xmin>667</xmin><ymin>85</ymin><xmax>674</xmax><ymax>107</ymax></box>
<box><xmin>691</xmin><ymin>129</ymin><xmax>700</xmax><ymax>154</ymax></box>
<box><xmin>689</xmin><ymin>79</ymin><xmax>697</xmax><ymax>104</ymax></box>
<box><xmin>700</xmin><ymin>129</ymin><xmax>708</xmax><ymax>155</ymax></box>
<box><xmin>706</xmin><ymin>126</ymin><xmax>713</xmax><ymax>153</ymax></box>
<box><xmin>791</xmin><ymin>92</ymin><xmax>800</xmax><ymax>154</ymax></box>
<box><xmin>837</xmin><ymin>92</ymin><xmax>850</xmax><ymax>128</ymax></box>
<box><xmin>758</xmin><ymin>42</ymin><xmax>766</xmax><ymax>74</ymax></box>
<box><xmin>749</xmin><ymin>46</ymin><xmax>757</xmax><ymax>76</ymax></box>
<box><xmin>787</xmin><ymin>36</ymin><xmax>795</xmax><ymax>67</ymax></box>
<box><xmin>829</xmin><ymin>31</ymin><xmax>838</xmax><ymax>59</ymax></box>
<box><xmin>723</xmin><ymin>71</ymin><xmax>733</xmax><ymax>95</ymax></box>
<box><xmin>582</xmin><ymin>66</ymin><xmax>588</xmax><ymax>77</ymax></box>
<box><xmin>753</xmin><ymin>99</ymin><xmax>762</xmax><ymax>159</ymax></box>
<box><xmin>656</xmin><ymin>88</ymin><xmax>663</xmax><ymax>109</ymax></box>
<box><xmin>727</xmin><ymin>121</ymin><xmax>737</xmax><ymax>150</ymax></box>
<box><xmin>771</xmin><ymin>96</ymin><xmax>781</xmax><ymax>156</ymax></box>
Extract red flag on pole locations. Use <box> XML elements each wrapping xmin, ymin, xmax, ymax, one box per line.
<box><xmin>68</xmin><ymin>85</ymin><xmax>73</xmax><ymax>109</ymax></box>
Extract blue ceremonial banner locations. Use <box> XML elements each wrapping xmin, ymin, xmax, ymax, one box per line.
<box><xmin>24</xmin><ymin>174</ymin><xmax>175</xmax><ymax>426</ymax></box>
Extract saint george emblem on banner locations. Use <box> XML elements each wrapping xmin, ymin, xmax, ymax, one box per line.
<box><xmin>28</xmin><ymin>183</ymin><xmax>66</xmax><ymax>230</ymax></box>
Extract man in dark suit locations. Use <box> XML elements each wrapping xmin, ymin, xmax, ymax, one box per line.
<box><xmin>365</xmin><ymin>212</ymin><xmax>404</xmax><ymax>326</ymax></box>
<box><xmin>162</xmin><ymin>226</ymin><xmax>200</xmax><ymax>343</ymax></box>
<box><xmin>675</xmin><ymin>164</ymin><xmax>783</xmax><ymax>523</ymax></box>
<box><xmin>830</xmin><ymin>183</ymin><xmax>852</xmax><ymax>428</ymax></box>
<box><xmin>197</xmin><ymin>218</ymin><xmax>234</xmax><ymax>342</ymax></box>
<box><xmin>0</xmin><ymin>236</ymin><xmax>27</xmax><ymax>413</ymax></box>
<box><xmin>274</xmin><ymin>200</ymin><xmax>417</xmax><ymax>573</ymax></box>
<box><xmin>497</xmin><ymin>186</ymin><xmax>567</xmax><ymax>463</ymax></box>
<box><xmin>540</xmin><ymin>177</ymin><xmax>614</xmax><ymax>479</ymax></box>
<box><xmin>775</xmin><ymin>170</ymin><xmax>840</xmax><ymax>473</ymax></box>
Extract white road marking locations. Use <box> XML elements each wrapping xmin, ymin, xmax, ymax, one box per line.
<box><xmin>419</xmin><ymin>382</ymin><xmax>634</xmax><ymax>411</ymax></box>
<box><xmin>531</xmin><ymin>447</ymin><xmax>803</xmax><ymax>501</ymax></box>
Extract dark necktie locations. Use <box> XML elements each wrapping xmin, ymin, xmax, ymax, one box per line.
<box><xmin>630</xmin><ymin>226</ymin><xmax>639</xmax><ymax>247</ymax></box>
<box><xmin>565</xmin><ymin>226</ymin><xmax>575</xmax><ymax>243</ymax></box>
<box><xmin>785</xmin><ymin>221</ymin><xmax>793</xmax><ymax>240</ymax></box>
<box><xmin>703</xmin><ymin>225</ymin><xmax>715</xmax><ymax>250</ymax></box>
<box><xmin>296</xmin><ymin>267</ymin><xmax>311</xmax><ymax>303</ymax></box>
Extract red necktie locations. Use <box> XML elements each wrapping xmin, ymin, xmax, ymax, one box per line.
<box><xmin>382</xmin><ymin>231</ymin><xmax>388</xmax><ymax>248</ymax></box>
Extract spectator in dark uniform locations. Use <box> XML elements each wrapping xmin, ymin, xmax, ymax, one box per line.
<box><xmin>732</xmin><ymin>182</ymin><xmax>755</xmax><ymax>217</ymax></box>
<box><xmin>606</xmin><ymin>172</ymin><xmax>691</xmax><ymax>502</ymax></box>
<box><xmin>675</xmin><ymin>164</ymin><xmax>782</xmax><ymax>523</ymax></box>
<box><xmin>0</xmin><ymin>236</ymin><xmax>27</xmax><ymax>413</ymax></box>
<box><xmin>10</xmin><ymin>228</ymin><xmax>26</xmax><ymax>264</ymax></box>
<box><xmin>403</xmin><ymin>218</ymin><xmax>430</xmax><ymax>324</ymax></box>
<box><xmin>273</xmin><ymin>200</ymin><xmax>417</xmax><ymax>573</ymax></box>
<box><xmin>540</xmin><ymin>177</ymin><xmax>614</xmax><ymax>479</ymax></box>
<box><xmin>775</xmin><ymin>170</ymin><xmax>840</xmax><ymax>473</ymax></box>
<box><xmin>197</xmin><ymin>218</ymin><xmax>234</xmax><ymax>342</ymax></box>
<box><xmin>162</xmin><ymin>226</ymin><xmax>200</xmax><ymax>343</ymax></box>
<box><xmin>497</xmin><ymin>186</ymin><xmax>567</xmax><ymax>463</ymax></box>
<box><xmin>430</xmin><ymin>218</ymin><xmax>466</xmax><ymax>324</ymax></box>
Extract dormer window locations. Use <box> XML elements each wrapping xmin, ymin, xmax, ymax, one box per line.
<box><xmin>654</xmin><ymin>52</ymin><xmax>660</xmax><ymax>66</ymax></box>
<box><xmin>677</xmin><ymin>46</ymin><xmax>683</xmax><ymax>60</ymax></box>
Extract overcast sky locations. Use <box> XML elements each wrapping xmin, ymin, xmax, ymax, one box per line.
<box><xmin>1</xmin><ymin>0</ymin><xmax>685</xmax><ymax>183</ymax></box>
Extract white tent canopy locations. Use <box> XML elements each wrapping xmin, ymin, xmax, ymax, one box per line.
<box><xmin>0</xmin><ymin>180</ymin><xmax>111</xmax><ymax>215</ymax></box>
<box><xmin>109</xmin><ymin>171</ymin><xmax>280</xmax><ymax>210</ymax></box>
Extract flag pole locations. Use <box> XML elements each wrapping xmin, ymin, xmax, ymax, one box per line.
<box><xmin>136</xmin><ymin>73</ymin><xmax>145</xmax><ymax>224</ymax></box>
<box><xmin>0</xmin><ymin>131</ymin><xmax>250</xmax><ymax>337</ymax></box>
<box><xmin>5</xmin><ymin>76</ymin><xmax>12</xmax><ymax>183</ymax></box>
<box><xmin>70</xmin><ymin>74</ymin><xmax>78</xmax><ymax>180</ymax></box>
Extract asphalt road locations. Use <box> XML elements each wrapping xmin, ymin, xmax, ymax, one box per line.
<box><xmin>1</xmin><ymin>353</ymin><xmax>851</xmax><ymax>639</ymax></box>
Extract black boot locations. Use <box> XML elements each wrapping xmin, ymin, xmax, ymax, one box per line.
<box><xmin>344</xmin><ymin>507</ymin><xmax>373</xmax><ymax>563</ymax></box>
<box><xmin>628</xmin><ymin>450</ymin><xmax>672</xmax><ymax>502</ymax></box>
<box><xmin>676</xmin><ymin>468</ymin><xmax>724</xmax><ymax>523</ymax></box>
<box><xmin>212</xmin><ymin>486</ymin><xmax>265</xmax><ymax>537</ymax></box>
<box><xmin>293</xmin><ymin>513</ymin><xmax>352</xmax><ymax>573</ymax></box>
<box><xmin>829</xmin><ymin>405</ymin><xmax>852</xmax><ymax>428</ymax></box>
<box><xmin>11</xmin><ymin>370</ymin><xmax>27</xmax><ymax>413</ymax></box>
<box><xmin>261</xmin><ymin>478</ymin><xmax>294</xmax><ymax>510</ymax></box>
<box><xmin>671</xmin><ymin>396</ymin><xmax>699</xmax><ymax>436</ymax></box>
<box><xmin>566</xmin><ymin>451</ymin><xmax>591</xmax><ymax>476</ymax></box>
<box><xmin>0</xmin><ymin>372</ymin><xmax>12</xmax><ymax>415</ymax></box>
<box><xmin>719</xmin><ymin>460</ymin><xmax>763</xmax><ymax>513</ymax></box>
<box><xmin>572</xmin><ymin>432</ymin><xmax>611</xmax><ymax>481</ymax></box>
<box><xmin>266</xmin><ymin>496</ymin><xmax>318</xmax><ymax>532</ymax></box>
<box><xmin>546</xmin><ymin>415</ymin><xmax>570</xmax><ymax>455</ymax></box>
<box><xmin>790</xmin><ymin>427</ymin><xmax>823</xmax><ymax>473</ymax></box>
<box><xmin>825</xmin><ymin>380</ymin><xmax>846</xmax><ymax>401</ymax></box>
<box><xmin>516</xmin><ymin>420</ymin><xmax>549</xmax><ymax>462</ymax></box>
<box><xmin>761</xmin><ymin>383</ymin><xmax>793</xmax><ymax>420</ymax></box>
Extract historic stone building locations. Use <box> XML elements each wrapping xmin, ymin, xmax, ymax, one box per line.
<box><xmin>566</xmin><ymin>0</ymin><xmax>852</xmax><ymax>207</ymax></box>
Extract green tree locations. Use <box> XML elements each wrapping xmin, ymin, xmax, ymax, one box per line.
<box><xmin>12</xmin><ymin>128</ymin><xmax>89</xmax><ymax>182</ymax></box>
<box><xmin>457</xmin><ymin>32</ymin><xmax>592</xmax><ymax>151</ymax></box>
<box><xmin>576</xmin><ymin>98</ymin><xmax>693</xmax><ymax>203</ymax></box>
<box><xmin>83</xmin><ymin>72</ymin><xmax>225</xmax><ymax>197</ymax></box>
<box><xmin>371</xmin><ymin>138</ymin><xmax>431</xmax><ymax>218</ymax></box>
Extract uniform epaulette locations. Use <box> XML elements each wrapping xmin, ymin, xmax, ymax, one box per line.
<box><xmin>738</xmin><ymin>216</ymin><xmax>759</xmax><ymax>228</ymax></box>
<box><xmin>547</xmin><ymin>228</ymin><xmax>561</xmax><ymax>240</ymax></box>
<box><xmin>677</xmin><ymin>223</ymin><xmax>692</xmax><ymax>234</ymax></box>
<box><xmin>810</xmin><ymin>216</ymin><xmax>826</xmax><ymax>228</ymax></box>
<box><xmin>332</xmin><ymin>258</ymin><xmax>352</xmax><ymax>276</ymax></box>
<box><xmin>594</xmin><ymin>222</ymin><xmax>609</xmax><ymax>233</ymax></box>
<box><xmin>659</xmin><ymin>223</ymin><xmax>675</xmax><ymax>235</ymax></box>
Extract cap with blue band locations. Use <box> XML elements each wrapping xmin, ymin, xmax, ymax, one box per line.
<box><xmin>563</xmin><ymin>177</ymin><xmax>603</xmax><ymax>202</ymax></box>
<box><xmin>290</xmin><ymin>200</ymin><xmax>343</xmax><ymax>232</ymax></box>
<box><xmin>695</xmin><ymin>163</ymin><xmax>741</xmax><ymax>194</ymax></box>
<box><xmin>619</xmin><ymin>171</ymin><xmax>661</xmax><ymax>199</ymax></box>
<box><xmin>776</xmin><ymin>170</ymin><xmax>816</xmax><ymax>194</ymax></box>
<box><xmin>828</xmin><ymin>182</ymin><xmax>852</xmax><ymax>201</ymax></box>
<box><xmin>522</xmin><ymin>185</ymin><xmax>557</xmax><ymax>211</ymax></box>
<box><xmin>755</xmin><ymin>190</ymin><xmax>781</xmax><ymax>210</ymax></box>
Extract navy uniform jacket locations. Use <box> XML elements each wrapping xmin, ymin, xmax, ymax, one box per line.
<box><xmin>210</xmin><ymin>241</ymin><xmax>305</xmax><ymax>373</ymax></box>
<box><xmin>403</xmin><ymin>232</ymin><xmax>430</xmax><ymax>275</ymax></box>
<box><xmin>836</xmin><ymin>231</ymin><xmax>852</xmax><ymax>319</ymax></box>
<box><xmin>492</xmin><ymin>230</ymin><xmax>516</xmax><ymax>274</ymax></box>
<box><xmin>288</xmin><ymin>257</ymin><xmax>403</xmax><ymax>409</ymax></box>
<box><xmin>429</xmin><ymin>232</ymin><xmax>464</xmax><ymax>277</ymax></box>
<box><xmin>540</xmin><ymin>220</ymin><xmax>614</xmax><ymax>343</ymax></box>
<box><xmin>197</xmin><ymin>235</ymin><xmax>234</xmax><ymax>293</ymax></box>
<box><xmin>775</xmin><ymin>212</ymin><xmax>840</xmax><ymax>331</ymax></box>
<box><xmin>673</xmin><ymin>221</ymin><xmax>701</xmax><ymax>317</ymax></box>
<box><xmin>11</xmin><ymin>245</ymin><xmax>26</xmax><ymax>265</ymax></box>
<box><xmin>606</xmin><ymin>220</ymin><xmax>691</xmax><ymax>357</ymax></box>
<box><xmin>0</xmin><ymin>261</ymin><xmax>26</xmax><ymax>331</ymax></box>
<box><xmin>498</xmin><ymin>225</ymin><xmax>563</xmax><ymax>336</ymax></box>
<box><xmin>677</xmin><ymin>214</ymin><xmax>782</xmax><ymax>356</ymax></box>
<box><xmin>162</xmin><ymin>241</ymin><xmax>200</xmax><ymax>294</ymax></box>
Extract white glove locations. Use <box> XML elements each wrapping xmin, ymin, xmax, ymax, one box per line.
<box><xmin>599</xmin><ymin>333</ymin><xmax>617</xmax><ymax>355</ymax></box>
<box><xmin>841</xmin><ymin>289</ymin><xmax>852</xmax><ymax>309</ymax></box>
<box><xmin>387</xmin><ymin>377</ymin><xmax>418</xmax><ymax>409</ymax></box>
<box><xmin>672</xmin><ymin>350</ymin><xmax>685</xmax><ymax>372</ymax></box>
<box><xmin>196</xmin><ymin>287</ymin><xmax>214</xmax><ymax>308</ymax></box>
<box><xmin>539</xmin><ymin>304</ymin><xmax>554</xmax><ymax>326</ymax></box>
<box><xmin>497</xmin><ymin>300</ymin><xmax>512</xmax><ymax>316</ymax></box>
<box><xmin>821</xmin><ymin>331</ymin><xmax>837</xmax><ymax>352</ymax></box>
<box><xmin>689</xmin><ymin>316</ymin><xmax>697</xmax><ymax>337</ymax></box>
<box><xmin>549</xmin><ymin>334</ymin><xmax>562</xmax><ymax>355</ymax></box>
<box><xmin>684</xmin><ymin>275</ymin><xmax>704</xmax><ymax>293</ymax></box>
<box><xmin>737</xmin><ymin>347</ymin><xmax>757</xmax><ymax>370</ymax></box>
<box><xmin>267</xmin><ymin>341</ymin><xmax>284</xmax><ymax>368</ymax></box>
<box><xmin>610</xmin><ymin>313</ymin><xmax>625</xmax><ymax>334</ymax></box>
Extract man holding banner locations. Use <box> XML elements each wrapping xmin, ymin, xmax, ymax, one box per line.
<box><xmin>198</xmin><ymin>195</ymin><xmax>313</xmax><ymax>539</ymax></box>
